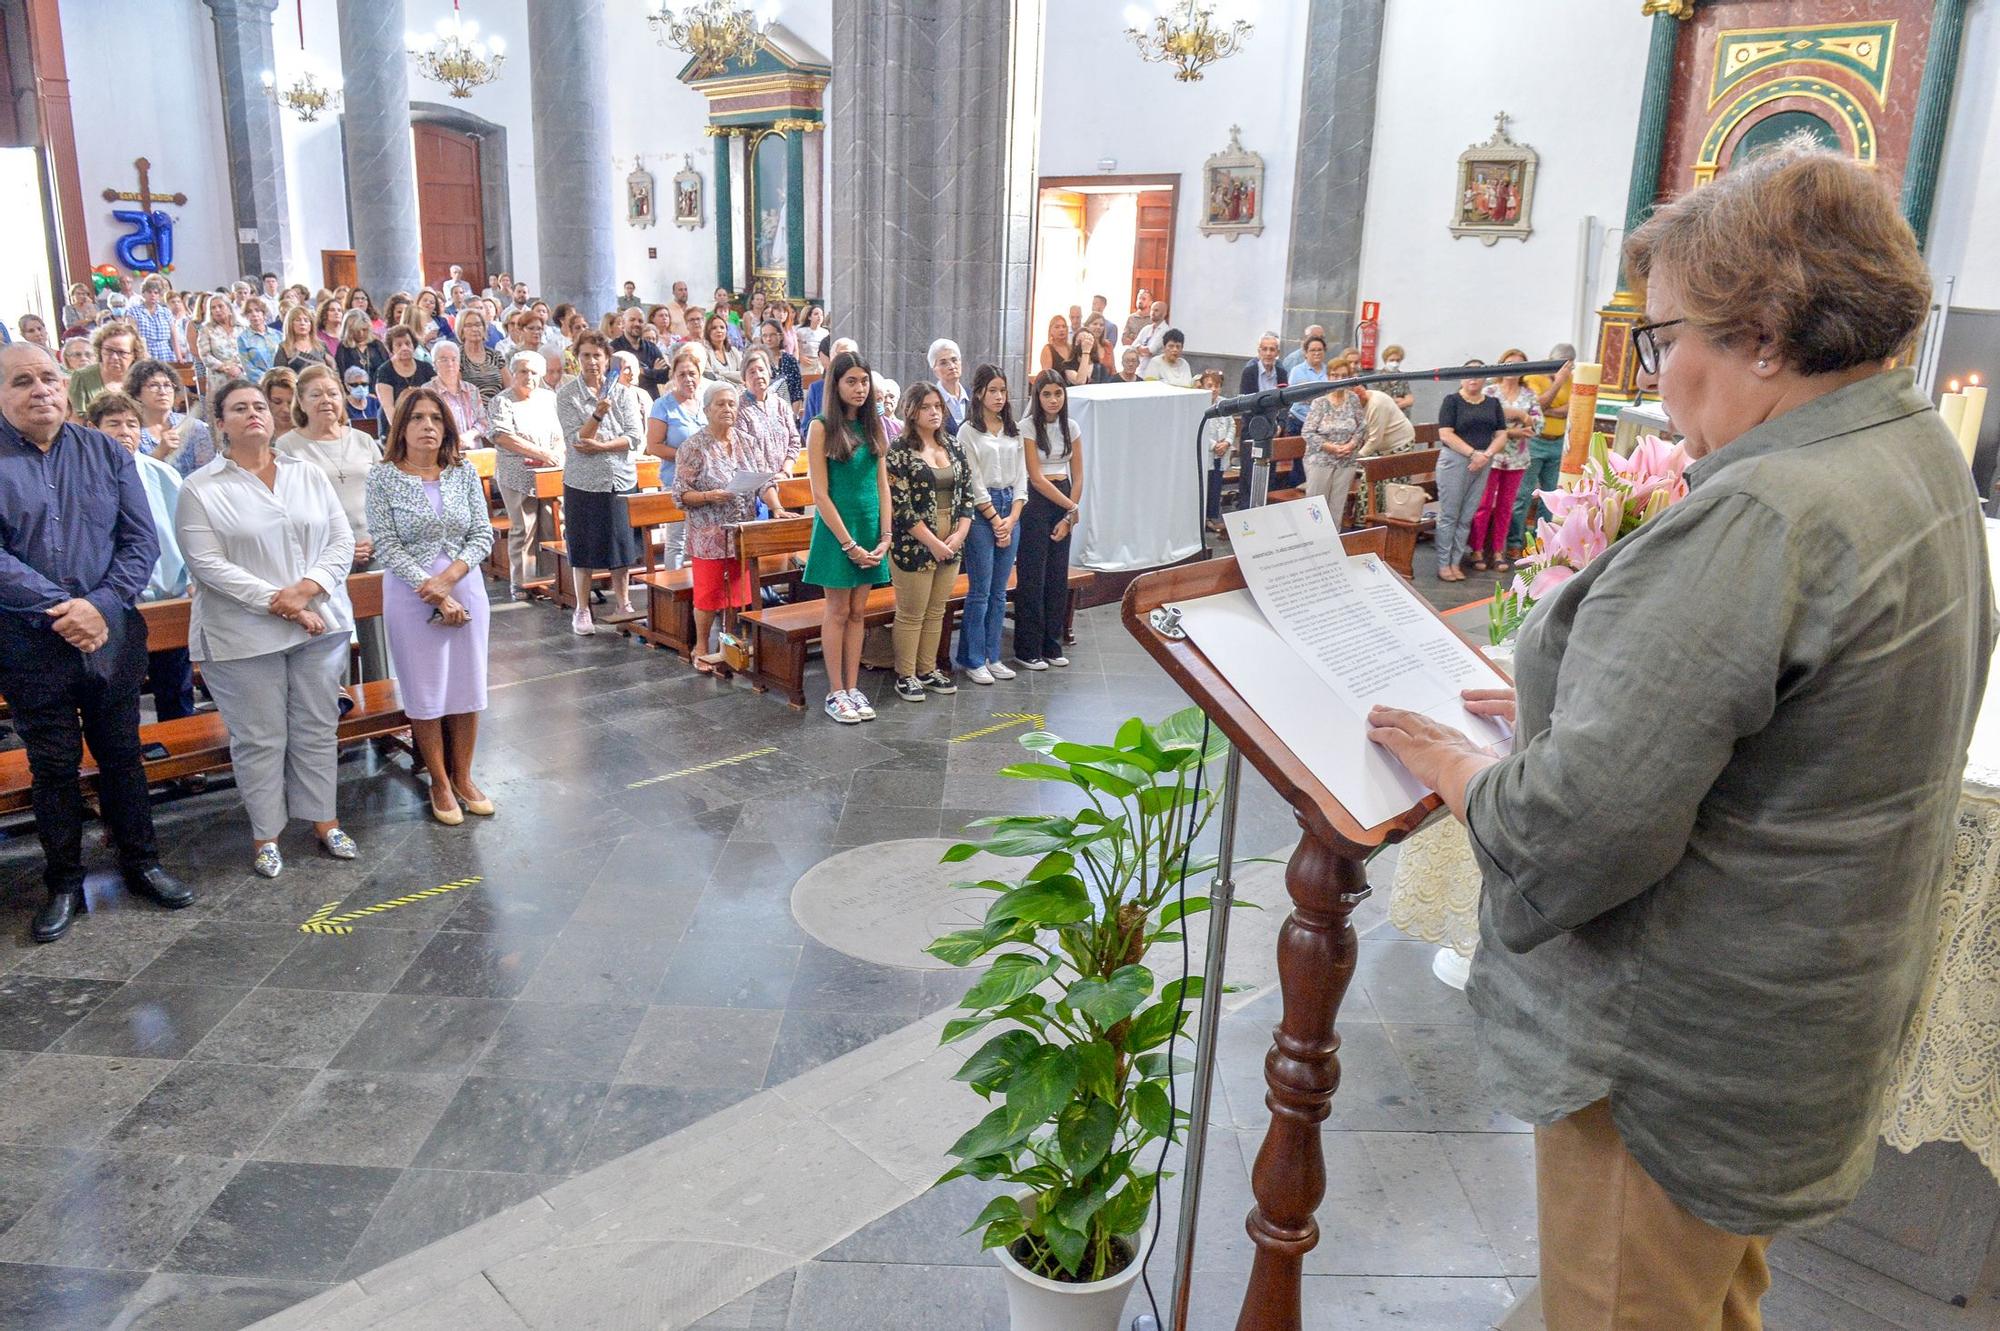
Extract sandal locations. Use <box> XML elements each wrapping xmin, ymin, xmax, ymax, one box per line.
<box><xmin>692</xmin><ymin>658</ymin><xmax>718</xmax><ymax>676</ymax></box>
<box><xmin>1470</xmin><ymin>560</ymin><xmax>1489</xmax><ymax>573</ymax></box>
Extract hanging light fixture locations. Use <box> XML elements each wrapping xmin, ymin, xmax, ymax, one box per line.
<box><xmin>646</xmin><ymin>0</ymin><xmax>774</xmax><ymax>78</ymax></box>
<box><xmin>408</xmin><ymin>0</ymin><xmax>507</xmax><ymax>99</ymax></box>
<box><xmin>263</xmin><ymin>0</ymin><xmax>342</xmax><ymax>123</ymax></box>
<box><xmin>1123</xmin><ymin>0</ymin><xmax>1254</xmax><ymax>83</ymax></box>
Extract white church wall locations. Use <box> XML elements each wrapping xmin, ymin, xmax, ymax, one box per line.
<box><xmin>1355</xmin><ymin>0</ymin><xmax>1651</xmax><ymax>369</ymax></box>
<box><xmin>61</xmin><ymin>0</ymin><xmax>241</xmax><ymax>289</ymax></box>
<box><xmin>1037</xmin><ymin>0</ymin><xmax>1310</xmax><ymax>357</ymax></box>
<box><xmin>1925</xmin><ymin>0</ymin><xmax>2000</xmax><ymax>312</ymax></box>
<box><xmin>275</xmin><ymin>0</ymin><xmax>350</xmax><ymax>283</ymax></box>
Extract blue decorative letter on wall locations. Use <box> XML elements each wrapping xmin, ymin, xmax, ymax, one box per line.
<box><xmin>112</xmin><ymin>210</ymin><xmax>175</xmax><ymax>272</ymax></box>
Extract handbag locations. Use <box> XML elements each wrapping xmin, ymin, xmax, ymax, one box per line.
<box><xmin>1382</xmin><ymin>482</ymin><xmax>1428</xmax><ymax>522</ymax></box>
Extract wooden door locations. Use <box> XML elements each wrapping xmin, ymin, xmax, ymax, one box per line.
<box><xmin>1033</xmin><ymin>187</ymin><xmax>1086</xmax><ymax>369</ymax></box>
<box><xmin>412</xmin><ymin>123</ymin><xmax>484</xmax><ymax>291</ymax></box>
<box><xmin>321</xmin><ymin>250</ymin><xmax>356</xmax><ymax>290</ymax></box>
<box><xmin>1132</xmin><ymin>188</ymin><xmax>1175</xmax><ymax>311</ymax></box>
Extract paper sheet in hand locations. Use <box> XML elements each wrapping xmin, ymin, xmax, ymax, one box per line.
<box><xmin>1171</xmin><ymin>496</ymin><xmax>1511</xmax><ymax>828</ymax></box>
<box><xmin>726</xmin><ymin>470</ymin><xmax>771</xmax><ymax>495</ymax></box>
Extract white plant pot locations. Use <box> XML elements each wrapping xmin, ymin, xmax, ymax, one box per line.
<box><xmin>993</xmin><ymin>1201</ymin><xmax>1153</xmax><ymax>1331</ymax></box>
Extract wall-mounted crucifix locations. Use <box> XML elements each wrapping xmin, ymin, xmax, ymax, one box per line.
<box><xmin>99</xmin><ymin>157</ymin><xmax>187</xmax><ymax>272</ymax></box>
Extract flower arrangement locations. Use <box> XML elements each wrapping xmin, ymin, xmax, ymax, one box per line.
<box><xmin>1490</xmin><ymin>433</ymin><xmax>1692</xmax><ymax>645</ymax></box>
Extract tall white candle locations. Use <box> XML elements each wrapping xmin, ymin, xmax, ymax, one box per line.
<box><xmin>1960</xmin><ymin>378</ymin><xmax>1989</xmax><ymax>467</ymax></box>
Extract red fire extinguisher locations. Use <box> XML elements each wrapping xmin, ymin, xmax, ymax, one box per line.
<box><xmin>1356</xmin><ymin>301</ymin><xmax>1381</xmax><ymax>371</ymax></box>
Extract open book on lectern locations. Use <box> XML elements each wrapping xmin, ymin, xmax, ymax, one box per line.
<box><xmin>1168</xmin><ymin>496</ymin><xmax>1514</xmax><ymax>829</ymax></box>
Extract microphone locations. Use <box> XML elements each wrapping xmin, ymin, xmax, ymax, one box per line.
<box><xmin>1203</xmin><ymin>358</ymin><xmax>1573</xmax><ymax>420</ymax></box>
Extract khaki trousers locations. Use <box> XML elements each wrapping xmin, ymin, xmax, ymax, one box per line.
<box><xmin>1536</xmin><ymin>1099</ymin><xmax>1772</xmax><ymax>1331</ymax></box>
<box><xmin>498</xmin><ymin>485</ymin><xmax>543</xmax><ymax>593</ymax></box>
<box><xmin>891</xmin><ymin>559</ymin><xmax>959</xmax><ymax>679</ymax></box>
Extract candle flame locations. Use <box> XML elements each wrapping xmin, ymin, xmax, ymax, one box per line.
<box><xmin>1973</xmin><ymin>374</ymin><xmax>1983</xmax><ymax>387</ymax></box>
<box><xmin>1950</xmin><ymin>380</ymin><xmax>1961</xmax><ymax>393</ymax></box>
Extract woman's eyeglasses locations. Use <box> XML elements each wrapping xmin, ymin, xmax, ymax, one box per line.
<box><xmin>1631</xmin><ymin>319</ymin><xmax>1686</xmax><ymax>375</ymax></box>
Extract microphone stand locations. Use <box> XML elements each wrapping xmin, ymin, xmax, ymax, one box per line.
<box><xmin>1145</xmin><ymin>355</ymin><xmax>1569</xmax><ymax>1331</ymax></box>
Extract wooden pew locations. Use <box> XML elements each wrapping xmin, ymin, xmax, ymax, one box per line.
<box><xmin>1360</xmin><ymin>429</ymin><xmax>1443</xmax><ymax>577</ymax></box>
<box><xmin>545</xmin><ymin>489</ymin><xmax>684</xmax><ymax>617</ymax></box>
<box><xmin>0</xmin><ymin>572</ymin><xmax>409</xmax><ymax>816</ymax></box>
<box><xmin>741</xmin><ymin>566</ymin><xmax>1095</xmax><ymax>710</ymax></box>
<box><xmin>1266</xmin><ymin>435</ymin><xmax>1308</xmax><ymax>505</ymax></box>
<box><xmin>624</xmin><ymin>488</ymin><xmax>817</xmax><ymax>658</ymax></box>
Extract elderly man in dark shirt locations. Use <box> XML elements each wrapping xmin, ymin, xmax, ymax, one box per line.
<box><xmin>0</xmin><ymin>343</ymin><xmax>193</xmax><ymax>941</ymax></box>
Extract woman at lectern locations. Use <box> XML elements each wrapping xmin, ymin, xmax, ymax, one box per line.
<box><xmin>1366</xmin><ymin>141</ymin><xmax>1992</xmax><ymax>1331</ymax></box>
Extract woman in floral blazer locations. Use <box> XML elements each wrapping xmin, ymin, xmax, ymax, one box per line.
<box><xmin>885</xmin><ymin>384</ymin><xmax>976</xmax><ymax>700</ymax></box>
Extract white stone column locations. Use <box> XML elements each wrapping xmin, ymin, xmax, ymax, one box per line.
<box><xmin>204</xmin><ymin>0</ymin><xmax>294</xmax><ymax>281</ymax></box>
<box><xmin>336</xmin><ymin>0</ymin><xmax>423</xmax><ymax>295</ymax></box>
<box><xmin>526</xmin><ymin>0</ymin><xmax>615</xmax><ymax>312</ymax></box>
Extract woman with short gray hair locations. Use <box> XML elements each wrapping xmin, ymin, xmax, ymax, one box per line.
<box><xmin>486</xmin><ymin>349</ymin><xmax>565</xmax><ymax>599</ymax></box>
<box><xmin>1369</xmin><ymin>141</ymin><xmax>1992</xmax><ymax>1330</ymax></box>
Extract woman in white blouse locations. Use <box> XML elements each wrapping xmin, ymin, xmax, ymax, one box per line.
<box><xmin>699</xmin><ymin>312</ymin><xmax>744</xmax><ymax>386</ymax></box>
<box><xmin>177</xmin><ymin>379</ymin><xmax>358</xmax><ymax>879</ymax></box>
<box><xmin>486</xmin><ymin>350</ymin><xmax>566</xmax><ymax>600</ymax></box>
<box><xmin>279</xmin><ymin>365</ymin><xmax>390</xmax><ymax>680</ymax></box>
<box><xmin>952</xmin><ymin>365</ymin><xmax>1029</xmax><ymax>685</ymax></box>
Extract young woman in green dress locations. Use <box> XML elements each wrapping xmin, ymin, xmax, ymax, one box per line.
<box><xmin>803</xmin><ymin>351</ymin><xmax>893</xmax><ymax>724</ymax></box>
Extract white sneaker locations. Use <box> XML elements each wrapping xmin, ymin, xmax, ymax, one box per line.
<box><xmin>1017</xmin><ymin>658</ymin><xmax>1049</xmax><ymax>671</ymax></box>
<box><xmin>825</xmin><ymin>692</ymin><xmax>862</xmax><ymax>724</ymax></box>
<box><xmin>1048</xmin><ymin>655</ymin><xmax>1070</xmax><ymax>668</ymax></box>
<box><xmin>846</xmin><ymin>689</ymin><xmax>877</xmax><ymax>721</ymax></box>
<box><xmin>967</xmin><ymin>665</ymin><xmax>995</xmax><ymax>686</ymax></box>
<box><xmin>988</xmin><ymin>661</ymin><xmax>1017</xmax><ymax>680</ymax></box>
<box><xmin>571</xmin><ymin>609</ymin><xmax>595</xmax><ymax>636</ymax></box>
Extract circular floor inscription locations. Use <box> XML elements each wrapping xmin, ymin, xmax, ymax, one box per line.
<box><xmin>790</xmin><ymin>837</ymin><xmax>1014</xmax><ymax>971</ymax></box>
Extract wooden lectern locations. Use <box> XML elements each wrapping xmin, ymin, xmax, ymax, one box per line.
<box><xmin>1121</xmin><ymin>528</ymin><xmax>1445</xmax><ymax>1331</ymax></box>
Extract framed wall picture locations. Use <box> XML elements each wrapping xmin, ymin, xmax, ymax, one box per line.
<box><xmin>673</xmin><ymin>155</ymin><xmax>703</xmax><ymax>230</ymax></box>
<box><xmin>1451</xmin><ymin>112</ymin><xmax>1538</xmax><ymax>245</ymax></box>
<box><xmin>1200</xmin><ymin>125</ymin><xmax>1264</xmax><ymax>242</ymax></box>
<box><xmin>627</xmin><ymin>164</ymin><xmax>656</xmax><ymax>229</ymax></box>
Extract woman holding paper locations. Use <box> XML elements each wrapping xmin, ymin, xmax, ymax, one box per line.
<box><xmin>1366</xmin><ymin>143</ymin><xmax>1991</xmax><ymax>1331</ymax></box>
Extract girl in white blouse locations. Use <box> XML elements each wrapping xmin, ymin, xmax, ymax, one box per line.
<box><xmin>952</xmin><ymin>365</ymin><xmax>1028</xmax><ymax>684</ymax></box>
<box><xmin>699</xmin><ymin>312</ymin><xmax>744</xmax><ymax>386</ymax></box>
<box><xmin>177</xmin><ymin>380</ymin><xmax>358</xmax><ymax>879</ymax></box>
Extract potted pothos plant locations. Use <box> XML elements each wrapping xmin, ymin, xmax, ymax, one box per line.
<box><xmin>928</xmin><ymin>706</ymin><xmax>1227</xmax><ymax>1331</ymax></box>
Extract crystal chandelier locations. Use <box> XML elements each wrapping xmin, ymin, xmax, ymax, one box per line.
<box><xmin>261</xmin><ymin>68</ymin><xmax>341</xmax><ymax>123</ymax></box>
<box><xmin>647</xmin><ymin>0</ymin><xmax>774</xmax><ymax>78</ymax></box>
<box><xmin>1123</xmin><ymin>0</ymin><xmax>1254</xmax><ymax>83</ymax></box>
<box><xmin>408</xmin><ymin>0</ymin><xmax>506</xmax><ymax>99</ymax></box>
<box><xmin>262</xmin><ymin>1</ymin><xmax>341</xmax><ymax>123</ymax></box>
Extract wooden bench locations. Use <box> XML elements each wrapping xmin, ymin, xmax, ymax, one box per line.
<box><xmin>1266</xmin><ymin>435</ymin><xmax>1308</xmax><ymax>505</ymax></box>
<box><xmin>741</xmin><ymin>566</ymin><xmax>1094</xmax><ymax>709</ymax></box>
<box><xmin>0</xmin><ymin>573</ymin><xmax>410</xmax><ymax>817</ymax></box>
<box><xmin>1360</xmin><ymin>442</ymin><xmax>1442</xmax><ymax>579</ymax></box>
<box><xmin>618</xmin><ymin>475</ymin><xmax>817</xmax><ymax>658</ymax></box>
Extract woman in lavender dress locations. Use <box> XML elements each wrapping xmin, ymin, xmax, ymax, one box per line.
<box><xmin>365</xmin><ymin>386</ymin><xmax>495</xmax><ymax>826</ymax></box>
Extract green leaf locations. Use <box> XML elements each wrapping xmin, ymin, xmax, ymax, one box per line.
<box><xmin>1127</xmin><ymin>998</ymin><xmax>1186</xmax><ymax>1052</ymax></box>
<box><xmin>1024</xmin><ymin>851</ymin><xmax>1075</xmax><ymax>882</ymax></box>
<box><xmin>1053</xmin><ymin>1175</ymin><xmax>1114</xmax><ymax>1233</ymax></box>
<box><xmin>1004</xmin><ymin>1047</ymin><xmax>1079</xmax><ymax>1127</ymax></box>
<box><xmin>1041</xmin><ymin>1217</ymin><xmax>1087</xmax><ymax>1276</ymax></box>
<box><xmin>949</xmin><ymin>1104</ymin><xmax>1037</xmax><ymax>1161</ymax></box>
<box><xmin>996</xmin><ymin>761</ymin><xmax>1082</xmax><ymax>786</ymax></box>
<box><xmin>1018</xmin><ymin>729</ymin><xmax>1062</xmax><ymax>754</ymax></box>
<box><xmin>961</xmin><ymin>954</ymin><xmax>1056</xmax><ymax>1010</ymax></box>
<box><xmin>987</xmin><ymin>877</ymin><xmax>1091</xmax><ymax>927</ymax></box>
<box><xmin>1136</xmin><ymin>1052</ymin><xmax>1194</xmax><ymax>1080</ymax></box>
<box><xmin>981</xmin><ymin>827</ymin><xmax>1075</xmax><ymax>858</ymax></box>
<box><xmin>1073</xmin><ymin>1040</ymin><xmax>1118</xmax><ymax>1103</ymax></box>
<box><xmin>1100</xmin><ymin>1174</ymin><xmax>1159</xmax><ymax>1237</ymax></box>
<box><xmin>1054</xmin><ymin>740</ymin><xmax>1161</xmax><ymax>774</ymax></box>
<box><xmin>1114</xmin><ymin>717</ymin><xmax>1145</xmax><ymax>749</ymax></box>
<box><xmin>1068</xmin><ymin>764</ymin><xmax>1141</xmax><ymax>800</ymax></box>
<box><xmin>925</xmin><ymin>915</ymin><xmax>1031</xmax><ymax>967</ymax></box>
<box><xmin>953</xmin><ymin>1030</ymin><xmax>1041</xmax><ymax>1095</ymax></box>
<box><xmin>965</xmin><ymin>1194</ymin><xmax>1023</xmax><ymax>1236</ymax></box>
<box><xmin>1132</xmin><ymin>1080</ymin><xmax>1175</xmax><ymax>1140</ymax></box>
<box><xmin>1151</xmin><ymin>707</ymin><xmax>1228</xmax><ymax>763</ymax></box>
<box><xmin>1138</xmin><ymin>784</ymin><xmax>1202</xmax><ymax>818</ymax></box>
<box><xmin>1159</xmin><ymin>975</ymin><xmax>1204</xmax><ymax>1008</ymax></box>
<box><xmin>940</xmin><ymin>842</ymin><xmax>983</xmax><ymax>863</ymax></box>
<box><xmin>1064</xmin><ymin>964</ymin><xmax>1153</xmax><ymax>1027</ymax></box>
<box><xmin>1158</xmin><ymin>895</ymin><xmax>1211</xmax><ymax>928</ymax></box>
<box><xmin>941</xmin><ymin>1011</ymin><xmax>1000</xmax><ymax>1044</ymax></box>
<box><xmin>980</xmin><ymin>1217</ymin><xmax>1026</xmax><ymax>1250</ymax></box>
<box><xmin>1056</xmin><ymin>1098</ymin><xmax>1118</xmax><ymax>1176</ymax></box>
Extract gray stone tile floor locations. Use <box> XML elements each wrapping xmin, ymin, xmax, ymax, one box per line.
<box><xmin>0</xmin><ymin>558</ymin><xmax>1990</xmax><ymax>1329</ymax></box>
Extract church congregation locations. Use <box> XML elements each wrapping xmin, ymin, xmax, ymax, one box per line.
<box><xmin>3</xmin><ymin>2</ymin><xmax>2000</xmax><ymax>1330</ymax></box>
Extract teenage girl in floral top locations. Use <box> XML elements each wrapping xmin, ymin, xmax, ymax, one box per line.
<box><xmin>1470</xmin><ymin>348</ymin><xmax>1546</xmax><ymax>571</ymax></box>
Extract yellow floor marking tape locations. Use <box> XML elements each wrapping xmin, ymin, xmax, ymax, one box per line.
<box><xmin>626</xmin><ymin>746</ymin><xmax>780</xmax><ymax>790</ymax></box>
<box><xmin>298</xmin><ymin>876</ymin><xmax>485</xmax><ymax>936</ymax></box>
<box><xmin>949</xmin><ymin>712</ymin><xmax>1044</xmax><ymax>744</ymax></box>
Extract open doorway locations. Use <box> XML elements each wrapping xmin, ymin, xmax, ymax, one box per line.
<box><xmin>1030</xmin><ymin>175</ymin><xmax>1177</xmax><ymax>375</ymax></box>
<box><xmin>0</xmin><ymin>147</ymin><xmax>60</xmax><ymax>335</ymax></box>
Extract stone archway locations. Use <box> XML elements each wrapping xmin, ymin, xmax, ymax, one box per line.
<box><xmin>409</xmin><ymin>102</ymin><xmax>513</xmax><ymax>286</ymax></box>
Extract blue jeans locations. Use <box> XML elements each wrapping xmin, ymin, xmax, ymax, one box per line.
<box><xmin>1508</xmin><ymin>440</ymin><xmax>1564</xmax><ymax>551</ymax></box>
<box><xmin>955</xmin><ymin>486</ymin><xmax>1017</xmax><ymax>669</ymax></box>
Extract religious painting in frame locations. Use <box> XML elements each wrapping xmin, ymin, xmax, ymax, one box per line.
<box><xmin>1450</xmin><ymin>112</ymin><xmax>1539</xmax><ymax>245</ymax></box>
<box><xmin>627</xmin><ymin>164</ymin><xmax>656</xmax><ymax>229</ymax></box>
<box><xmin>1199</xmin><ymin>125</ymin><xmax>1264</xmax><ymax>241</ymax></box>
<box><xmin>673</xmin><ymin>155</ymin><xmax>703</xmax><ymax>230</ymax></box>
<box><xmin>748</xmin><ymin>129</ymin><xmax>790</xmax><ymax>294</ymax></box>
